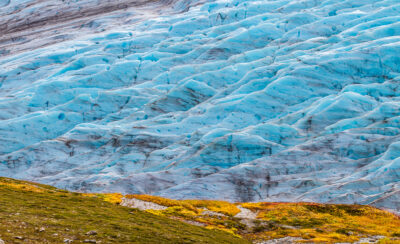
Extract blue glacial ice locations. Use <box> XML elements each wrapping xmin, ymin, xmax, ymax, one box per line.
<box><xmin>0</xmin><ymin>0</ymin><xmax>400</xmax><ymax>213</ymax></box>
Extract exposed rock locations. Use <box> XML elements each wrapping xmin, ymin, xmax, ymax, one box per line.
<box><xmin>201</xmin><ymin>210</ymin><xmax>226</xmax><ymax>217</ymax></box>
<box><xmin>86</xmin><ymin>230</ymin><xmax>97</xmax><ymax>236</ymax></box>
<box><xmin>353</xmin><ymin>236</ymin><xmax>386</xmax><ymax>244</ymax></box>
<box><xmin>120</xmin><ymin>198</ymin><xmax>167</xmax><ymax>211</ymax></box>
<box><xmin>234</xmin><ymin>206</ymin><xmax>259</xmax><ymax>229</ymax></box>
<box><xmin>256</xmin><ymin>237</ymin><xmax>303</xmax><ymax>244</ymax></box>
<box><xmin>83</xmin><ymin>240</ymin><xmax>98</xmax><ymax>243</ymax></box>
<box><xmin>182</xmin><ymin>220</ymin><xmax>207</xmax><ymax>227</ymax></box>
<box><xmin>235</xmin><ymin>206</ymin><xmax>257</xmax><ymax>220</ymax></box>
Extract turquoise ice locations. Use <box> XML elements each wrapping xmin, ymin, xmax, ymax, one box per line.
<box><xmin>0</xmin><ymin>0</ymin><xmax>399</xmax><ymax>213</ymax></box>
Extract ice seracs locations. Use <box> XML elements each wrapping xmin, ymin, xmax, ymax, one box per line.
<box><xmin>0</xmin><ymin>0</ymin><xmax>399</xmax><ymax>214</ymax></box>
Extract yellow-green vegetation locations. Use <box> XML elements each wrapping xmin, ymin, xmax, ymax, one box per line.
<box><xmin>127</xmin><ymin>195</ymin><xmax>400</xmax><ymax>243</ymax></box>
<box><xmin>185</xmin><ymin>199</ymin><xmax>241</xmax><ymax>216</ymax></box>
<box><xmin>0</xmin><ymin>177</ymin><xmax>248</xmax><ymax>243</ymax></box>
<box><xmin>126</xmin><ymin>194</ymin><xmax>201</xmax><ymax>213</ymax></box>
<box><xmin>241</xmin><ymin>202</ymin><xmax>400</xmax><ymax>243</ymax></box>
<box><xmin>1</xmin><ymin>177</ymin><xmax>399</xmax><ymax>244</ymax></box>
<box><xmin>126</xmin><ymin>194</ymin><xmax>245</xmax><ymax>236</ymax></box>
<box><xmin>127</xmin><ymin>194</ymin><xmax>240</xmax><ymax>216</ymax></box>
<box><xmin>82</xmin><ymin>193</ymin><xmax>123</xmax><ymax>205</ymax></box>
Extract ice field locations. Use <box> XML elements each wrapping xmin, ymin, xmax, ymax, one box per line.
<box><xmin>0</xmin><ymin>0</ymin><xmax>399</xmax><ymax>213</ymax></box>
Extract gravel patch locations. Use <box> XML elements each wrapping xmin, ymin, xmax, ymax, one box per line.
<box><xmin>120</xmin><ymin>197</ymin><xmax>167</xmax><ymax>211</ymax></box>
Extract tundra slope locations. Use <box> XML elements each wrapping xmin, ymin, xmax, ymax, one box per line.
<box><xmin>0</xmin><ymin>0</ymin><xmax>400</xmax><ymax>213</ymax></box>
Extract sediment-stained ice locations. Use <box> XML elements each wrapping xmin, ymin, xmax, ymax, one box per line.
<box><xmin>0</xmin><ymin>0</ymin><xmax>399</xmax><ymax>213</ymax></box>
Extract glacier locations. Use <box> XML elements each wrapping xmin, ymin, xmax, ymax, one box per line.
<box><xmin>0</xmin><ymin>0</ymin><xmax>400</xmax><ymax>213</ymax></box>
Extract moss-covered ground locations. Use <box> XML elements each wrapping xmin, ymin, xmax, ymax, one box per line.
<box><xmin>0</xmin><ymin>177</ymin><xmax>248</xmax><ymax>243</ymax></box>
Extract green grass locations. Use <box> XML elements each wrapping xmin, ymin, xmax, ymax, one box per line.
<box><xmin>0</xmin><ymin>177</ymin><xmax>249</xmax><ymax>244</ymax></box>
<box><xmin>1</xmin><ymin>177</ymin><xmax>399</xmax><ymax>244</ymax></box>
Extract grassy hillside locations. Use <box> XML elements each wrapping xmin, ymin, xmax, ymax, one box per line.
<box><xmin>0</xmin><ymin>177</ymin><xmax>248</xmax><ymax>244</ymax></box>
<box><xmin>0</xmin><ymin>177</ymin><xmax>399</xmax><ymax>244</ymax></box>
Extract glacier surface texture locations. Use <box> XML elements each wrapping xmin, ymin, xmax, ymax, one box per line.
<box><xmin>0</xmin><ymin>0</ymin><xmax>400</xmax><ymax>213</ymax></box>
